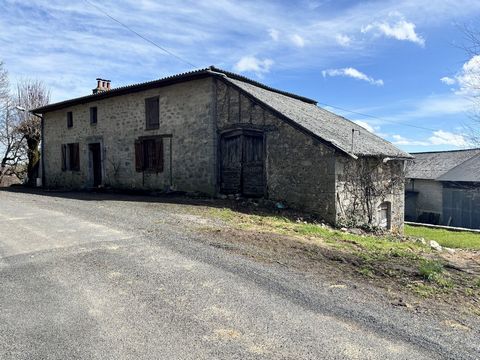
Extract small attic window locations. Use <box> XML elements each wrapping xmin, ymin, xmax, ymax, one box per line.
<box><xmin>67</xmin><ymin>111</ymin><xmax>73</xmax><ymax>128</ymax></box>
<box><xmin>90</xmin><ymin>107</ymin><xmax>97</xmax><ymax>124</ymax></box>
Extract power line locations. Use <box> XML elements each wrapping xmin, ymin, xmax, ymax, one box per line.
<box><xmin>318</xmin><ymin>102</ymin><xmax>439</xmax><ymax>132</ymax></box>
<box><xmin>83</xmin><ymin>0</ymin><xmax>198</xmax><ymax>68</ymax></box>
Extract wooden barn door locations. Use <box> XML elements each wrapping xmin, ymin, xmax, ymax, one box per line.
<box><xmin>242</xmin><ymin>132</ymin><xmax>264</xmax><ymax>197</ymax></box>
<box><xmin>220</xmin><ymin>130</ymin><xmax>264</xmax><ymax>197</ymax></box>
<box><xmin>220</xmin><ymin>132</ymin><xmax>242</xmax><ymax>194</ymax></box>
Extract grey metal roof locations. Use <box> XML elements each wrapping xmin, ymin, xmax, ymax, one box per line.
<box><xmin>34</xmin><ymin>66</ymin><xmax>410</xmax><ymax>159</ymax></box>
<box><xmin>223</xmin><ymin>76</ymin><xmax>411</xmax><ymax>158</ymax></box>
<box><xmin>405</xmin><ymin>149</ymin><xmax>480</xmax><ymax>180</ymax></box>
<box><xmin>437</xmin><ymin>153</ymin><xmax>480</xmax><ymax>182</ymax></box>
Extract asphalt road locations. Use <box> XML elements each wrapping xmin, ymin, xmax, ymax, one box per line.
<box><xmin>0</xmin><ymin>190</ymin><xmax>478</xmax><ymax>359</ymax></box>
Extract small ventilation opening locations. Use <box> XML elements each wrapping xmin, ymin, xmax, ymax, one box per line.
<box><xmin>377</xmin><ymin>201</ymin><xmax>391</xmax><ymax>229</ymax></box>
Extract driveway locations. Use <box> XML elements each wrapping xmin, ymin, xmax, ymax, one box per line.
<box><xmin>0</xmin><ymin>189</ymin><xmax>478</xmax><ymax>359</ymax></box>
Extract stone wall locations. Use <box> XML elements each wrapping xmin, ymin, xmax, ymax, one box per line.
<box><xmin>335</xmin><ymin>156</ymin><xmax>405</xmax><ymax>232</ymax></box>
<box><xmin>215</xmin><ymin>79</ymin><xmax>337</xmax><ymax>222</ymax></box>
<box><xmin>43</xmin><ymin>78</ymin><xmax>216</xmax><ymax>194</ymax></box>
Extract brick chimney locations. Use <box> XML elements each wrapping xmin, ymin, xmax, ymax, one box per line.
<box><xmin>92</xmin><ymin>78</ymin><xmax>111</xmax><ymax>94</ymax></box>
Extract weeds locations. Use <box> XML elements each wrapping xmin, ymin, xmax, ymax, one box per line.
<box><xmin>419</xmin><ymin>260</ymin><xmax>444</xmax><ymax>281</ymax></box>
<box><xmin>205</xmin><ymin>206</ymin><xmax>475</xmax><ymax>304</ymax></box>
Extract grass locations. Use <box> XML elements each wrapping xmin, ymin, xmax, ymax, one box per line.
<box><xmin>419</xmin><ymin>260</ymin><xmax>444</xmax><ymax>280</ymax></box>
<box><xmin>209</xmin><ymin>208</ymin><xmax>425</xmax><ymax>260</ymax></box>
<box><xmin>405</xmin><ymin>225</ymin><xmax>480</xmax><ymax>250</ymax></box>
<box><xmin>204</xmin><ymin>207</ymin><xmax>479</xmax><ymax>303</ymax></box>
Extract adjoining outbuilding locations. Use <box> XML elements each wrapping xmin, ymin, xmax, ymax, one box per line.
<box><xmin>33</xmin><ymin>66</ymin><xmax>411</xmax><ymax>231</ymax></box>
<box><xmin>405</xmin><ymin>148</ymin><xmax>480</xmax><ymax>229</ymax></box>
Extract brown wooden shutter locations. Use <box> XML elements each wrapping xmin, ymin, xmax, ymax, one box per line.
<box><xmin>154</xmin><ymin>137</ymin><xmax>164</xmax><ymax>172</ymax></box>
<box><xmin>134</xmin><ymin>139</ymin><xmax>143</xmax><ymax>172</ymax></box>
<box><xmin>61</xmin><ymin>144</ymin><xmax>66</xmax><ymax>171</ymax></box>
<box><xmin>145</xmin><ymin>97</ymin><xmax>159</xmax><ymax>129</ymax></box>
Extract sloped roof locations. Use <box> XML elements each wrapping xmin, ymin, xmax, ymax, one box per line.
<box><xmin>437</xmin><ymin>153</ymin><xmax>480</xmax><ymax>182</ymax></box>
<box><xmin>33</xmin><ymin>66</ymin><xmax>410</xmax><ymax>159</ymax></box>
<box><xmin>223</xmin><ymin>76</ymin><xmax>411</xmax><ymax>158</ymax></box>
<box><xmin>406</xmin><ymin>149</ymin><xmax>480</xmax><ymax>180</ymax></box>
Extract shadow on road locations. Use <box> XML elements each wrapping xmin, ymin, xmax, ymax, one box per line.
<box><xmin>0</xmin><ymin>185</ymin><xmax>320</xmax><ymax>223</ymax></box>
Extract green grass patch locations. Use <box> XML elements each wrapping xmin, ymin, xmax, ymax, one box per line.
<box><xmin>405</xmin><ymin>225</ymin><xmax>480</xmax><ymax>250</ymax></box>
<box><xmin>419</xmin><ymin>260</ymin><xmax>444</xmax><ymax>280</ymax></box>
<box><xmin>208</xmin><ymin>208</ymin><xmax>425</xmax><ymax>262</ymax></box>
<box><xmin>205</xmin><ymin>207</ymin><xmax>478</xmax><ymax>305</ymax></box>
<box><xmin>408</xmin><ymin>283</ymin><xmax>437</xmax><ymax>298</ymax></box>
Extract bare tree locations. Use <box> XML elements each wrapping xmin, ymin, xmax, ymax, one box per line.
<box><xmin>15</xmin><ymin>79</ymin><xmax>50</xmax><ymax>185</ymax></box>
<box><xmin>0</xmin><ymin>62</ymin><xmax>26</xmax><ymax>184</ymax></box>
<box><xmin>0</xmin><ymin>98</ymin><xmax>27</xmax><ymax>182</ymax></box>
<box><xmin>459</xmin><ymin>27</ymin><xmax>480</xmax><ymax>145</ymax></box>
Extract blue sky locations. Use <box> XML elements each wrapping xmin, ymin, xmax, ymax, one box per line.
<box><xmin>1</xmin><ymin>0</ymin><xmax>480</xmax><ymax>152</ymax></box>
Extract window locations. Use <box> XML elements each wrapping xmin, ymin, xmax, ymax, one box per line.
<box><xmin>90</xmin><ymin>107</ymin><xmax>97</xmax><ymax>124</ymax></box>
<box><xmin>61</xmin><ymin>143</ymin><xmax>80</xmax><ymax>171</ymax></box>
<box><xmin>145</xmin><ymin>96</ymin><xmax>159</xmax><ymax>129</ymax></box>
<box><xmin>134</xmin><ymin>136</ymin><xmax>163</xmax><ymax>172</ymax></box>
<box><xmin>67</xmin><ymin>111</ymin><xmax>73</xmax><ymax>128</ymax></box>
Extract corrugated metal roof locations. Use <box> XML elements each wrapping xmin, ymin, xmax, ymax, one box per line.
<box><xmin>33</xmin><ymin>66</ymin><xmax>410</xmax><ymax>159</ymax></box>
<box><xmin>437</xmin><ymin>153</ymin><xmax>480</xmax><ymax>182</ymax></box>
<box><xmin>405</xmin><ymin>149</ymin><xmax>480</xmax><ymax>180</ymax></box>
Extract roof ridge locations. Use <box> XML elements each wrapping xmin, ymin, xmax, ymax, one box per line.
<box><xmin>436</xmin><ymin>152</ymin><xmax>480</xmax><ymax>181</ymax></box>
<box><xmin>208</xmin><ymin>66</ymin><xmax>317</xmax><ymax>104</ymax></box>
<box><xmin>412</xmin><ymin>148</ymin><xmax>480</xmax><ymax>154</ymax></box>
<box><xmin>33</xmin><ymin>66</ymin><xmax>317</xmax><ymax>113</ymax></box>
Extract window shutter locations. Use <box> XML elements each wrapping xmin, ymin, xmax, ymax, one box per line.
<box><xmin>61</xmin><ymin>144</ymin><xmax>66</xmax><ymax>171</ymax></box>
<box><xmin>73</xmin><ymin>143</ymin><xmax>80</xmax><ymax>171</ymax></box>
<box><xmin>134</xmin><ymin>139</ymin><xmax>143</xmax><ymax>172</ymax></box>
<box><xmin>154</xmin><ymin>137</ymin><xmax>164</xmax><ymax>172</ymax></box>
<box><xmin>145</xmin><ymin>97</ymin><xmax>159</xmax><ymax>129</ymax></box>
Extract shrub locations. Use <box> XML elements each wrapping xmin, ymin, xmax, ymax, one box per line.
<box><xmin>419</xmin><ymin>260</ymin><xmax>443</xmax><ymax>281</ymax></box>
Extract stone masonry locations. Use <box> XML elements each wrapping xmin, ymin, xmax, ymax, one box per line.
<box><xmin>41</xmin><ymin>73</ymin><xmax>406</xmax><ymax>231</ymax></box>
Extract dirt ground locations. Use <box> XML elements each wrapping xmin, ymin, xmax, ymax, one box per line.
<box><xmin>172</xmin><ymin>197</ymin><xmax>480</xmax><ymax>319</ymax></box>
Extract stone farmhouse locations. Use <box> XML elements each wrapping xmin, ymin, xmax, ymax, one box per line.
<box><xmin>405</xmin><ymin>149</ymin><xmax>480</xmax><ymax>229</ymax></box>
<box><xmin>33</xmin><ymin>67</ymin><xmax>411</xmax><ymax>231</ymax></box>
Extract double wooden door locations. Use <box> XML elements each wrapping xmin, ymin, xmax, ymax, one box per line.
<box><xmin>220</xmin><ymin>130</ymin><xmax>264</xmax><ymax>197</ymax></box>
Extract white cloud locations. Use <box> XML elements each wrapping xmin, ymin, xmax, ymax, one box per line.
<box><xmin>391</xmin><ymin>130</ymin><xmax>469</xmax><ymax>147</ymax></box>
<box><xmin>3</xmin><ymin>0</ymin><xmax>480</xmax><ymax>102</ymax></box>
<box><xmin>392</xmin><ymin>135</ymin><xmax>429</xmax><ymax>146</ymax></box>
<box><xmin>353</xmin><ymin>120</ymin><xmax>376</xmax><ymax>133</ymax></box>
<box><xmin>290</xmin><ymin>34</ymin><xmax>305</xmax><ymax>47</ymax></box>
<box><xmin>440</xmin><ymin>76</ymin><xmax>456</xmax><ymax>85</ymax></box>
<box><xmin>428</xmin><ymin>130</ymin><xmax>469</xmax><ymax>147</ymax></box>
<box><xmin>322</xmin><ymin>67</ymin><xmax>384</xmax><ymax>86</ymax></box>
<box><xmin>268</xmin><ymin>28</ymin><xmax>280</xmax><ymax>41</ymax></box>
<box><xmin>233</xmin><ymin>56</ymin><xmax>274</xmax><ymax>75</ymax></box>
<box><xmin>362</xmin><ymin>15</ymin><xmax>425</xmax><ymax>47</ymax></box>
<box><xmin>335</xmin><ymin>34</ymin><xmax>352</xmax><ymax>47</ymax></box>
<box><xmin>451</xmin><ymin>55</ymin><xmax>480</xmax><ymax>96</ymax></box>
